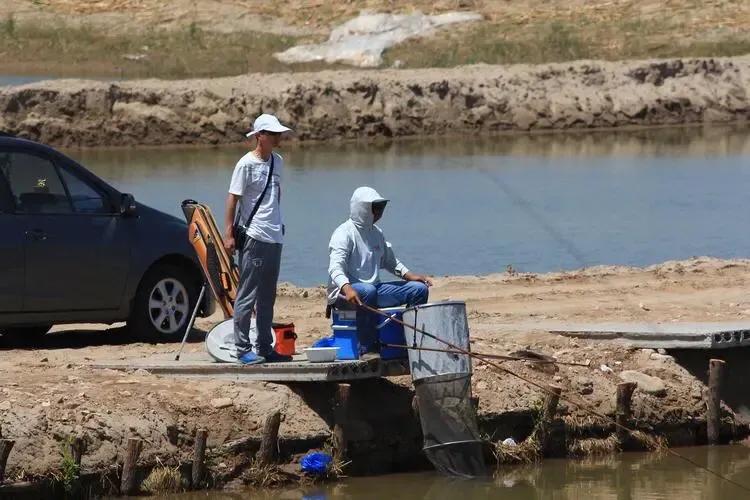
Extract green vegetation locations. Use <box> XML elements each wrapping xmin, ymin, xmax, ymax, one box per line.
<box><xmin>57</xmin><ymin>438</ymin><xmax>80</xmax><ymax>495</ymax></box>
<box><xmin>383</xmin><ymin>17</ymin><xmax>750</xmax><ymax>68</ymax></box>
<box><xmin>0</xmin><ymin>9</ymin><xmax>747</xmax><ymax>80</ymax></box>
<box><xmin>0</xmin><ymin>15</ymin><xmax>331</xmax><ymax>79</ymax></box>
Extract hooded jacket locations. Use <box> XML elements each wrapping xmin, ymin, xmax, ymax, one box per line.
<box><xmin>327</xmin><ymin>187</ymin><xmax>409</xmax><ymax>303</ymax></box>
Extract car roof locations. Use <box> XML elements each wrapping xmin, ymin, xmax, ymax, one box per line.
<box><xmin>0</xmin><ymin>135</ymin><xmax>62</xmax><ymax>156</ymax></box>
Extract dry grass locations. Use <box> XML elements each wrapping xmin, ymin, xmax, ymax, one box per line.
<box><xmin>141</xmin><ymin>464</ymin><xmax>183</xmax><ymax>494</ymax></box>
<box><xmin>241</xmin><ymin>460</ymin><xmax>287</xmax><ymax>488</ymax></box>
<box><xmin>493</xmin><ymin>437</ymin><xmax>541</xmax><ymax>465</ymax></box>
<box><xmin>562</xmin><ymin>414</ymin><xmax>606</xmax><ymax>436</ymax></box>
<box><xmin>569</xmin><ymin>435</ymin><xmax>621</xmax><ymax>457</ymax></box>
<box><xmin>628</xmin><ymin>430</ymin><xmax>668</xmax><ymax>452</ymax></box>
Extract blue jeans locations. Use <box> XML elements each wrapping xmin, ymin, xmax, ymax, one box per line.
<box><xmin>337</xmin><ymin>281</ymin><xmax>429</xmax><ymax>352</ymax></box>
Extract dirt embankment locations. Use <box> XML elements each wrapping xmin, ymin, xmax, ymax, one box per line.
<box><xmin>1</xmin><ymin>257</ymin><xmax>750</xmax><ymax>490</ymax></box>
<box><xmin>1</xmin><ymin>56</ymin><xmax>749</xmax><ymax>147</ymax></box>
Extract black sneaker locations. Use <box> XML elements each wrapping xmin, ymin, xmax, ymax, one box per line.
<box><xmin>264</xmin><ymin>351</ymin><xmax>293</xmax><ymax>363</ymax></box>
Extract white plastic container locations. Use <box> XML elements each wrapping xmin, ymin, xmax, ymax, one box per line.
<box><xmin>304</xmin><ymin>347</ymin><xmax>339</xmax><ymax>363</ymax></box>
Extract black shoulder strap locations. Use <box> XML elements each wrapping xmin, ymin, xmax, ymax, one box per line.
<box><xmin>238</xmin><ymin>153</ymin><xmax>275</xmax><ymax>230</ymax></box>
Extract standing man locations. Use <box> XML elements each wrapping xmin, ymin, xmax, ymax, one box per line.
<box><xmin>224</xmin><ymin>114</ymin><xmax>292</xmax><ymax>365</ymax></box>
<box><xmin>328</xmin><ymin>187</ymin><xmax>433</xmax><ymax>358</ymax></box>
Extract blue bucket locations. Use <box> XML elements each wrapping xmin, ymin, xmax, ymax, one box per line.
<box><xmin>378</xmin><ymin>306</ymin><xmax>407</xmax><ymax>360</ymax></box>
<box><xmin>332</xmin><ymin>325</ymin><xmax>359</xmax><ymax>360</ymax></box>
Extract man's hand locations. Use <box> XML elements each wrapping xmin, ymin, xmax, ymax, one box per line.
<box><xmin>224</xmin><ymin>229</ymin><xmax>236</xmax><ymax>253</ymax></box>
<box><xmin>404</xmin><ymin>272</ymin><xmax>434</xmax><ymax>286</ymax></box>
<box><xmin>341</xmin><ymin>284</ymin><xmax>362</xmax><ymax>306</ymax></box>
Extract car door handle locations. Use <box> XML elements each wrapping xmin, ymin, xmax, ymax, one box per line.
<box><xmin>25</xmin><ymin>229</ymin><xmax>48</xmax><ymax>241</ymax></box>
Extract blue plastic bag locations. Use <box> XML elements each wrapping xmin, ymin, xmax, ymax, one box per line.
<box><xmin>300</xmin><ymin>451</ymin><xmax>333</xmax><ymax>476</ymax></box>
<box><xmin>312</xmin><ymin>336</ymin><xmax>335</xmax><ymax>348</ymax></box>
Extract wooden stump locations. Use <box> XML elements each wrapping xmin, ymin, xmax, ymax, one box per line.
<box><xmin>0</xmin><ymin>439</ymin><xmax>14</xmax><ymax>484</ymax></box>
<box><xmin>333</xmin><ymin>384</ymin><xmax>351</xmax><ymax>463</ymax></box>
<box><xmin>70</xmin><ymin>436</ymin><xmax>85</xmax><ymax>468</ymax></box>
<box><xmin>192</xmin><ymin>429</ymin><xmax>208</xmax><ymax>488</ymax></box>
<box><xmin>616</xmin><ymin>382</ymin><xmax>637</xmax><ymax>444</ymax></box>
<box><xmin>535</xmin><ymin>384</ymin><xmax>562</xmax><ymax>452</ymax></box>
<box><xmin>707</xmin><ymin>359</ymin><xmax>726</xmax><ymax>445</ymax></box>
<box><xmin>120</xmin><ymin>438</ymin><xmax>143</xmax><ymax>495</ymax></box>
<box><xmin>257</xmin><ymin>411</ymin><xmax>281</xmax><ymax>465</ymax></box>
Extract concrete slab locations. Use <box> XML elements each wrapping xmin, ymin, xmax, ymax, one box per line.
<box><xmin>90</xmin><ymin>352</ymin><xmax>410</xmax><ymax>382</ymax></box>
<box><xmin>550</xmin><ymin>321</ymin><xmax>750</xmax><ymax>349</ymax></box>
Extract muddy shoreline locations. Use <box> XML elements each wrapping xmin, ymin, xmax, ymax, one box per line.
<box><xmin>2</xmin><ymin>257</ymin><xmax>750</xmax><ymax>495</ymax></box>
<box><xmin>1</xmin><ymin>56</ymin><xmax>749</xmax><ymax>148</ymax></box>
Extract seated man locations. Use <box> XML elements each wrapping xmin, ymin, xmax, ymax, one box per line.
<box><xmin>327</xmin><ymin>186</ymin><xmax>433</xmax><ymax>357</ymax></box>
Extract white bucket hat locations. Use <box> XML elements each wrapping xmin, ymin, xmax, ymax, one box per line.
<box><xmin>246</xmin><ymin>113</ymin><xmax>292</xmax><ymax>137</ymax></box>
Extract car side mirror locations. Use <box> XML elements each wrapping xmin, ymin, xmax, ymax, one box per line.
<box><xmin>120</xmin><ymin>193</ymin><xmax>137</xmax><ymax>216</ymax></box>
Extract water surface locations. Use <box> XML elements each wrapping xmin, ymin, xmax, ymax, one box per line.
<box><xmin>157</xmin><ymin>446</ymin><xmax>750</xmax><ymax>499</ymax></box>
<box><xmin>68</xmin><ymin>125</ymin><xmax>750</xmax><ymax>286</ymax></box>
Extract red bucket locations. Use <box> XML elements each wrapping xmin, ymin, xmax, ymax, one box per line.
<box><xmin>273</xmin><ymin>322</ymin><xmax>297</xmax><ymax>356</ymax></box>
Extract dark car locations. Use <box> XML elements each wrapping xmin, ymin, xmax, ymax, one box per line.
<box><xmin>0</xmin><ymin>135</ymin><xmax>213</xmax><ymax>340</ymax></box>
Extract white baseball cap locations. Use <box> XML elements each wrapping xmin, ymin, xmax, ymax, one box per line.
<box><xmin>246</xmin><ymin>113</ymin><xmax>292</xmax><ymax>137</ymax></box>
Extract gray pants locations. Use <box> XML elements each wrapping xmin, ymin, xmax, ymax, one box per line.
<box><xmin>234</xmin><ymin>237</ymin><xmax>282</xmax><ymax>356</ymax></box>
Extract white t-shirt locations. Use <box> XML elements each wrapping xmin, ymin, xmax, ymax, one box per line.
<box><xmin>228</xmin><ymin>151</ymin><xmax>284</xmax><ymax>244</ymax></box>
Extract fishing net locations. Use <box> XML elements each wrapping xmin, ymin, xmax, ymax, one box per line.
<box><xmin>414</xmin><ymin>373</ymin><xmax>487</xmax><ymax>478</ymax></box>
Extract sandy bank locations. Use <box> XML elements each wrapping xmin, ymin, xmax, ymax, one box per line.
<box><xmin>1</xmin><ymin>56</ymin><xmax>749</xmax><ymax>147</ymax></box>
<box><xmin>1</xmin><ymin>257</ymin><xmax>750</xmax><ymax>492</ymax></box>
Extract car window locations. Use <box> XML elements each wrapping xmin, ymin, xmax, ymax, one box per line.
<box><xmin>0</xmin><ymin>151</ymin><xmax>72</xmax><ymax>214</ymax></box>
<box><xmin>58</xmin><ymin>166</ymin><xmax>111</xmax><ymax>214</ymax></box>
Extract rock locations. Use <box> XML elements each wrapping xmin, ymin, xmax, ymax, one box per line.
<box><xmin>211</xmin><ymin>398</ymin><xmax>234</xmax><ymax>409</ymax></box>
<box><xmin>476</xmin><ymin>380</ymin><xmax>489</xmax><ymax>390</ymax></box>
<box><xmin>40</xmin><ymin>357</ymin><xmax>49</xmax><ymax>363</ymax></box>
<box><xmin>650</xmin><ymin>352</ymin><xmax>674</xmax><ymax>362</ymax></box>
<box><xmin>553</xmin><ymin>375</ymin><xmax>563</xmax><ymax>382</ymax></box>
<box><xmin>501</xmin><ymin>437</ymin><xmax>517</xmax><ymax>447</ymax></box>
<box><xmin>657</xmin><ymin>348</ymin><xmax>667</xmax><ymax>354</ymax></box>
<box><xmin>0</xmin><ymin>401</ymin><xmax>11</xmax><ymax>411</ymax></box>
<box><xmin>275</xmin><ymin>11</ymin><xmax>483</xmax><ymax>68</ymax></box>
<box><xmin>576</xmin><ymin>378</ymin><xmax>594</xmax><ymax>395</ymax></box>
<box><xmin>134</xmin><ymin>369</ymin><xmax>151</xmax><ymax>377</ymax></box>
<box><xmin>619</xmin><ymin>370</ymin><xmax>667</xmax><ymax>396</ymax></box>
<box><xmin>600</xmin><ymin>364</ymin><xmax>613</xmax><ymax>373</ymax></box>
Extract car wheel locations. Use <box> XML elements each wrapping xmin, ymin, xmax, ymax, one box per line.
<box><xmin>1</xmin><ymin>325</ymin><xmax>53</xmax><ymax>337</ymax></box>
<box><xmin>129</xmin><ymin>264</ymin><xmax>198</xmax><ymax>341</ymax></box>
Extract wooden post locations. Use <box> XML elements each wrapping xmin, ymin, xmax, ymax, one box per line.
<box><xmin>534</xmin><ymin>384</ymin><xmax>562</xmax><ymax>452</ymax></box>
<box><xmin>120</xmin><ymin>438</ymin><xmax>143</xmax><ymax>495</ymax></box>
<box><xmin>257</xmin><ymin>411</ymin><xmax>281</xmax><ymax>465</ymax></box>
<box><xmin>470</xmin><ymin>396</ymin><xmax>480</xmax><ymax>414</ymax></box>
<box><xmin>0</xmin><ymin>439</ymin><xmax>14</xmax><ymax>484</ymax></box>
<box><xmin>70</xmin><ymin>436</ymin><xmax>85</xmax><ymax>468</ymax></box>
<box><xmin>616</xmin><ymin>382</ymin><xmax>637</xmax><ymax>444</ymax></box>
<box><xmin>192</xmin><ymin>429</ymin><xmax>208</xmax><ymax>488</ymax></box>
<box><xmin>333</xmin><ymin>384</ymin><xmax>351</xmax><ymax>462</ymax></box>
<box><xmin>707</xmin><ymin>359</ymin><xmax>726</xmax><ymax>445</ymax></box>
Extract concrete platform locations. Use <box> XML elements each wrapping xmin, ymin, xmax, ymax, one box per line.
<box><xmin>91</xmin><ymin>352</ymin><xmax>410</xmax><ymax>382</ymax></box>
<box><xmin>550</xmin><ymin>321</ymin><xmax>750</xmax><ymax>349</ymax></box>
